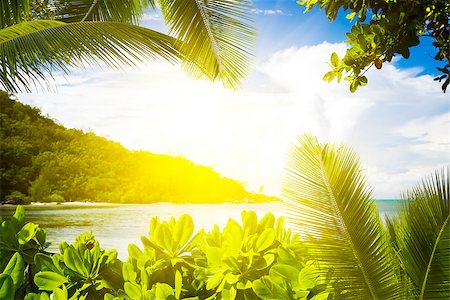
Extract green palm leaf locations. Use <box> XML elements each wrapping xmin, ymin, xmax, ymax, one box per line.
<box><xmin>49</xmin><ymin>0</ymin><xmax>155</xmax><ymax>23</ymax></box>
<box><xmin>0</xmin><ymin>20</ymin><xmax>181</xmax><ymax>92</ymax></box>
<box><xmin>389</xmin><ymin>167</ymin><xmax>449</xmax><ymax>299</ymax></box>
<box><xmin>283</xmin><ymin>135</ymin><xmax>399</xmax><ymax>299</ymax></box>
<box><xmin>1</xmin><ymin>0</ymin><xmax>30</xmax><ymax>28</ymax></box>
<box><xmin>158</xmin><ymin>0</ymin><xmax>256</xmax><ymax>89</ymax></box>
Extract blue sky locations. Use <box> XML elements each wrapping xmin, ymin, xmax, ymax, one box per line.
<box><xmin>19</xmin><ymin>1</ymin><xmax>449</xmax><ymax>198</ymax></box>
<box><xmin>252</xmin><ymin>0</ymin><xmax>440</xmax><ymax>74</ymax></box>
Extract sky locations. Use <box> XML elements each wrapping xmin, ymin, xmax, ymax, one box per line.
<box><xmin>18</xmin><ymin>1</ymin><xmax>449</xmax><ymax>199</ymax></box>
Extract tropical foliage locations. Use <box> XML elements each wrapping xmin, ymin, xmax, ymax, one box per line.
<box><xmin>284</xmin><ymin>135</ymin><xmax>449</xmax><ymax>299</ymax></box>
<box><xmin>0</xmin><ymin>91</ymin><xmax>274</xmax><ymax>204</ymax></box>
<box><xmin>1</xmin><ymin>136</ymin><xmax>448</xmax><ymax>299</ymax></box>
<box><xmin>0</xmin><ymin>207</ymin><xmax>330</xmax><ymax>300</ymax></box>
<box><xmin>0</xmin><ymin>0</ymin><xmax>256</xmax><ymax>92</ymax></box>
<box><xmin>299</xmin><ymin>0</ymin><xmax>450</xmax><ymax>92</ymax></box>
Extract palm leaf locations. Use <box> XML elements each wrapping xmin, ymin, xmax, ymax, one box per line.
<box><xmin>389</xmin><ymin>167</ymin><xmax>449</xmax><ymax>299</ymax></box>
<box><xmin>1</xmin><ymin>0</ymin><xmax>30</xmax><ymax>28</ymax></box>
<box><xmin>48</xmin><ymin>0</ymin><xmax>156</xmax><ymax>23</ymax></box>
<box><xmin>158</xmin><ymin>0</ymin><xmax>256</xmax><ymax>89</ymax></box>
<box><xmin>282</xmin><ymin>135</ymin><xmax>399</xmax><ymax>299</ymax></box>
<box><xmin>0</xmin><ymin>20</ymin><xmax>181</xmax><ymax>92</ymax></box>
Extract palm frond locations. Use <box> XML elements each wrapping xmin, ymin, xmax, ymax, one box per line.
<box><xmin>0</xmin><ymin>20</ymin><xmax>181</xmax><ymax>92</ymax></box>
<box><xmin>158</xmin><ymin>0</ymin><xmax>256</xmax><ymax>89</ymax></box>
<box><xmin>48</xmin><ymin>0</ymin><xmax>156</xmax><ymax>23</ymax></box>
<box><xmin>390</xmin><ymin>167</ymin><xmax>449</xmax><ymax>299</ymax></box>
<box><xmin>1</xmin><ymin>0</ymin><xmax>30</xmax><ymax>28</ymax></box>
<box><xmin>283</xmin><ymin>134</ymin><xmax>399</xmax><ymax>299</ymax></box>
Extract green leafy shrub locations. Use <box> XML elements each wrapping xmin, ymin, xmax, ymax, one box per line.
<box><xmin>0</xmin><ymin>206</ymin><xmax>48</xmax><ymax>299</ymax></box>
<box><xmin>0</xmin><ymin>206</ymin><xmax>329</xmax><ymax>300</ymax></box>
<box><xmin>105</xmin><ymin>211</ymin><xmax>329</xmax><ymax>300</ymax></box>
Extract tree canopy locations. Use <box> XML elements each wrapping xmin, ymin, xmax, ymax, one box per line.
<box><xmin>299</xmin><ymin>0</ymin><xmax>450</xmax><ymax>92</ymax></box>
<box><xmin>0</xmin><ymin>91</ymin><xmax>274</xmax><ymax>204</ymax></box>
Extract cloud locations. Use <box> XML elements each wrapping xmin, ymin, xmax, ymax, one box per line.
<box><xmin>141</xmin><ymin>13</ymin><xmax>162</xmax><ymax>21</ymax></box>
<box><xmin>251</xmin><ymin>8</ymin><xmax>287</xmax><ymax>16</ymax></box>
<box><xmin>18</xmin><ymin>42</ymin><xmax>449</xmax><ymax>199</ymax></box>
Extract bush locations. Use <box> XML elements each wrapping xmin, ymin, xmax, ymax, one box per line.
<box><xmin>0</xmin><ymin>206</ymin><xmax>331</xmax><ymax>300</ymax></box>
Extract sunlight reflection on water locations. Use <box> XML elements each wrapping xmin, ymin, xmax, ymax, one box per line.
<box><xmin>0</xmin><ymin>201</ymin><xmax>400</xmax><ymax>259</ymax></box>
<box><xmin>1</xmin><ymin>203</ymin><xmax>284</xmax><ymax>259</ymax></box>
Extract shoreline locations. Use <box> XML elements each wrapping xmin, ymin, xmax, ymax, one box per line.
<box><xmin>0</xmin><ymin>200</ymin><xmax>282</xmax><ymax>209</ymax></box>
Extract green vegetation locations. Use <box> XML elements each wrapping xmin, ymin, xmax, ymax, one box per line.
<box><xmin>0</xmin><ymin>92</ymin><xmax>273</xmax><ymax>204</ymax></box>
<box><xmin>299</xmin><ymin>0</ymin><xmax>450</xmax><ymax>92</ymax></box>
<box><xmin>0</xmin><ymin>137</ymin><xmax>448</xmax><ymax>299</ymax></box>
<box><xmin>284</xmin><ymin>135</ymin><xmax>449</xmax><ymax>299</ymax></box>
<box><xmin>1</xmin><ymin>0</ymin><xmax>255</xmax><ymax>92</ymax></box>
<box><xmin>0</xmin><ymin>207</ymin><xmax>330</xmax><ymax>300</ymax></box>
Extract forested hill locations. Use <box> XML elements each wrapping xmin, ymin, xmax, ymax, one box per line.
<box><xmin>0</xmin><ymin>92</ymin><xmax>274</xmax><ymax>204</ymax></box>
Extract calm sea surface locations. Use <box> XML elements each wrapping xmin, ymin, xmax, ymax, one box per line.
<box><xmin>0</xmin><ymin>200</ymin><xmax>402</xmax><ymax>259</ymax></box>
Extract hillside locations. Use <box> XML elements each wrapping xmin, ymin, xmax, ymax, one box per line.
<box><xmin>0</xmin><ymin>92</ymin><xmax>274</xmax><ymax>204</ymax></box>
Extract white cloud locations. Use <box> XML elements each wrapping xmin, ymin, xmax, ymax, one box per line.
<box><xmin>141</xmin><ymin>13</ymin><xmax>162</xmax><ymax>21</ymax></box>
<box><xmin>251</xmin><ymin>8</ymin><xmax>287</xmax><ymax>16</ymax></box>
<box><xmin>18</xmin><ymin>42</ymin><xmax>449</xmax><ymax>199</ymax></box>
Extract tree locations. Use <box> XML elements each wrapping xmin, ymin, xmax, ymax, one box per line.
<box><xmin>299</xmin><ymin>0</ymin><xmax>450</xmax><ymax>92</ymax></box>
<box><xmin>0</xmin><ymin>0</ymin><xmax>256</xmax><ymax>93</ymax></box>
<box><xmin>283</xmin><ymin>135</ymin><xmax>449</xmax><ymax>299</ymax></box>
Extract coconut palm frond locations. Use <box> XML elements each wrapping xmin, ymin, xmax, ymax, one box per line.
<box><xmin>392</xmin><ymin>167</ymin><xmax>449</xmax><ymax>299</ymax></box>
<box><xmin>48</xmin><ymin>0</ymin><xmax>156</xmax><ymax>23</ymax></box>
<box><xmin>158</xmin><ymin>0</ymin><xmax>256</xmax><ymax>89</ymax></box>
<box><xmin>0</xmin><ymin>20</ymin><xmax>181</xmax><ymax>92</ymax></box>
<box><xmin>283</xmin><ymin>134</ymin><xmax>399</xmax><ymax>299</ymax></box>
<box><xmin>1</xmin><ymin>0</ymin><xmax>30</xmax><ymax>28</ymax></box>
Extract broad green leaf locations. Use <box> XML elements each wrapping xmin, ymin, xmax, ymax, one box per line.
<box><xmin>255</xmin><ymin>228</ymin><xmax>275</xmax><ymax>252</ymax></box>
<box><xmin>222</xmin><ymin>285</ymin><xmax>237</xmax><ymax>300</ymax></box>
<box><xmin>223</xmin><ymin>220</ymin><xmax>243</xmax><ymax>256</ymax></box>
<box><xmin>330</xmin><ymin>52</ymin><xmax>339</xmax><ymax>67</ymax></box>
<box><xmin>242</xmin><ymin>211</ymin><xmax>257</xmax><ymax>234</ymax></box>
<box><xmin>298</xmin><ymin>264</ymin><xmax>318</xmax><ymax>290</ymax></box>
<box><xmin>155</xmin><ymin>283</ymin><xmax>174</xmax><ymax>298</ymax></box>
<box><xmin>174</xmin><ymin>270</ymin><xmax>182</xmax><ymax>298</ymax></box>
<box><xmin>350</xmin><ymin>80</ymin><xmax>358</xmax><ymax>92</ymax></box>
<box><xmin>310</xmin><ymin>292</ymin><xmax>330</xmax><ymax>300</ymax></box>
<box><xmin>223</xmin><ymin>257</ymin><xmax>240</xmax><ymax>273</ymax></box>
<box><xmin>257</xmin><ymin>213</ymin><xmax>275</xmax><ymax>232</ymax></box>
<box><xmin>103</xmin><ymin>294</ymin><xmax>116</xmax><ymax>300</ymax></box>
<box><xmin>346</xmin><ymin>12</ymin><xmax>356</xmax><ymax>20</ymax></box>
<box><xmin>34</xmin><ymin>253</ymin><xmax>54</xmax><ymax>273</ymax></box>
<box><xmin>52</xmin><ymin>285</ymin><xmax>68</xmax><ymax>300</ymax></box>
<box><xmin>63</xmin><ymin>246</ymin><xmax>88</xmax><ymax>276</ymax></box>
<box><xmin>13</xmin><ymin>205</ymin><xmax>25</xmax><ymax>225</ymax></box>
<box><xmin>34</xmin><ymin>272</ymin><xmax>68</xmax><ymax>290</ymax></box>
<box><xmin>2</xmin><ymin>252</ymin><xmax>24</xmax><ymax>290</ymax></box>
<box><xmin>0</xmin><ymin>274</ymin><xmax>14</xmax><ymax>300</ymax></box>
<box><xmin>36</xmin><ymin>228</ymin><xmax>46</xmax><ymax>246</ymax></box>
<box><xmin>226</xmin><ymin>273</ymin><xmax>240</xmax><ymax>285</ymax></box>
<box><xmin>252</xmin><ymin>277</ymin><xmax>290</xmax><ymax>300</ymax></box>
<box><xmin>124</xmin><ymin>282</ymin><xmax>141</xmax><ymax>299</ymax></box>
<box><xmin>207</xmin><ymin>272</ymin><xmax>224</xmax><ymax>290</ymax></box>
<box><xmin>322</xmin><ymin>71</ymin><xmax>335</xmax><ymax>82</ymax></box>
<box><xmin>122</xmin><ymin>262</ymin><xmax>137</xmax><ymax>282</ymax></box>
<box><xmin>40</xmin><ymin>292</ymin><xmax>50</xmax><ymax>300</ymax></box>
<box><xmin>18</xmin><ymin>222</ymin><xmax>38</xmax><ymax>244</ymax></box>
<box><xmin>206</xmin><ymin>247</ymin><xmax>223</xmax><ymax>267</ymax></box>
<box><xmin>24</xmin><ymin>293</ymin><xmax>41</xmax><ymax>300</ymax></box>
<box><xmin>128</xmin><ymin>244</ymin><xmax>143</xmax><ymax>260</ymax></box>
<box><xmin>269</xmin><ymin>264</ymin><xmax>299</xmax><ymax>283</ymax></box>
<box><xmin>173</xmin><ymin>214</ymin><xmax>194</xmax><ymax>251</ymax></box>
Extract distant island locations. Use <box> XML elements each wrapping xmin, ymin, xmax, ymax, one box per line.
<box><xmin>0</xmin><ymin>92</ymin><xmax>278</xmax><ymax>205</ymax></box>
